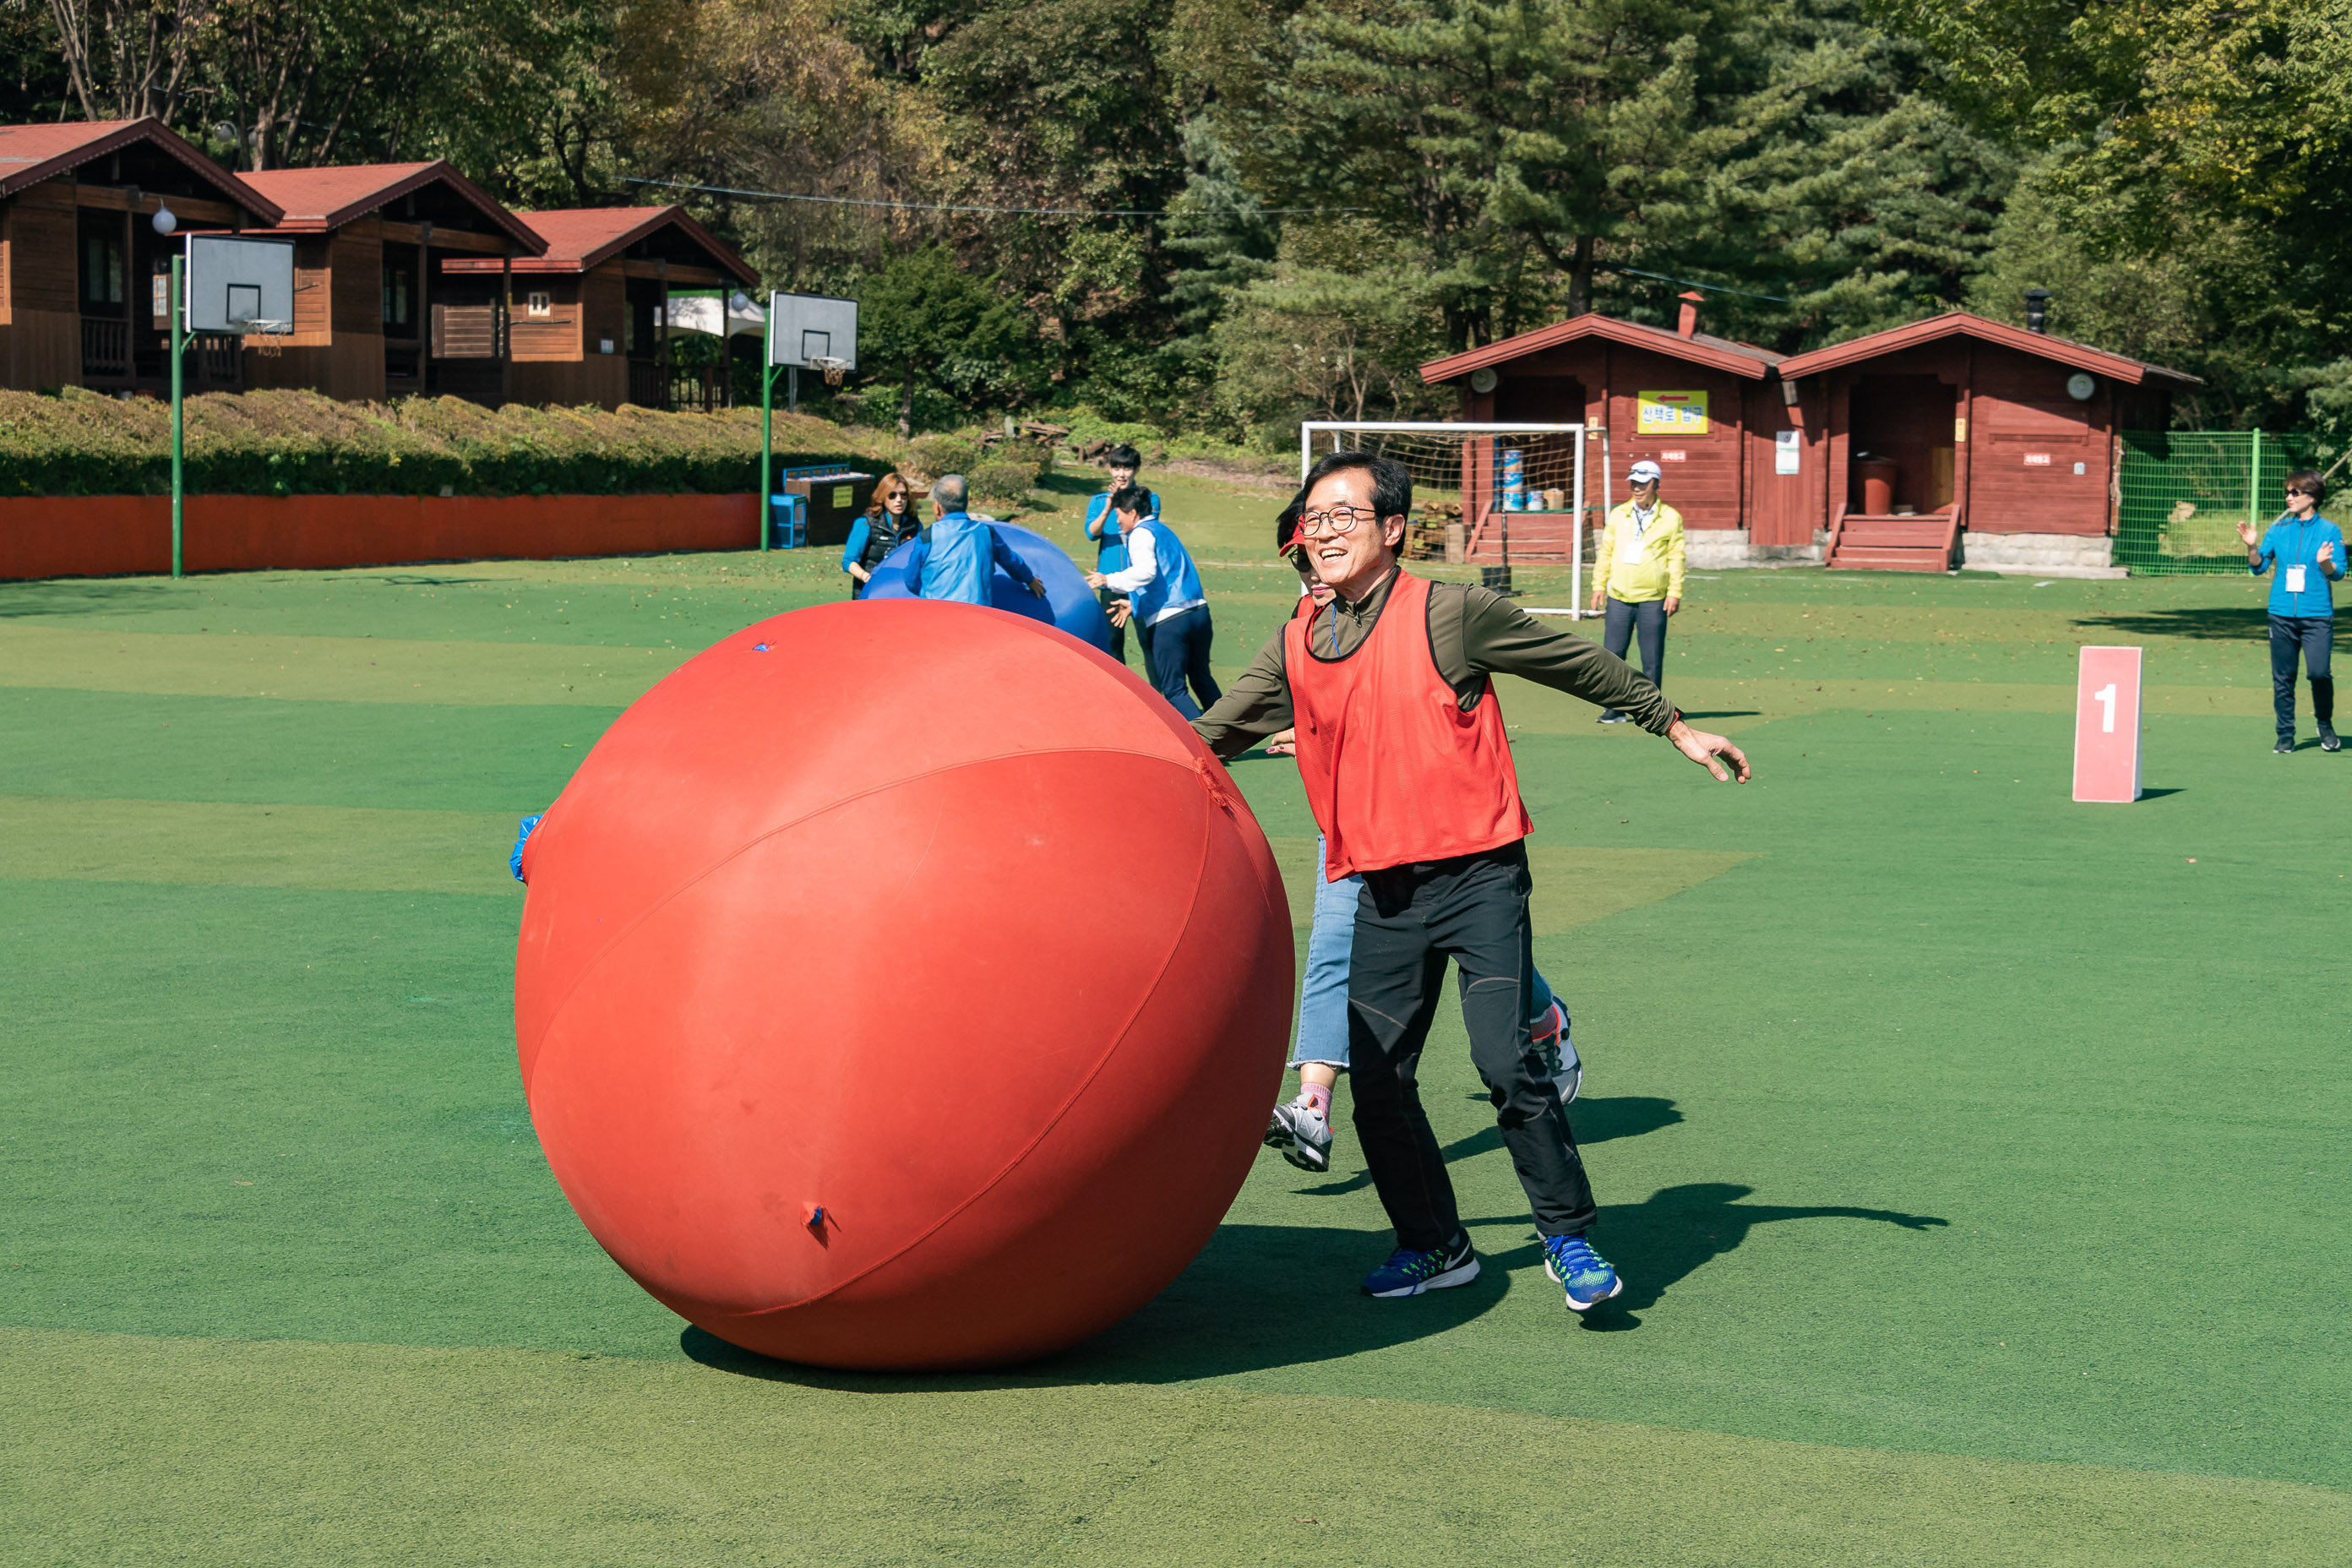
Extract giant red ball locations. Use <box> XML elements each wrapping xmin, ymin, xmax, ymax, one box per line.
<box><xmin>513</xmin><ymin>600</ymin><xmax>1293</xmax><ymax>1369</ymax></box>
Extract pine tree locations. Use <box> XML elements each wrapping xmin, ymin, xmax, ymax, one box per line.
<box><xmin>1161</xmin><ymin>117</ymin><xmax>1278</xmax><ymax>362</ymax></box>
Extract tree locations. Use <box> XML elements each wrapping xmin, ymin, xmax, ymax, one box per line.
<box><xmin>1875</xmin><ymin>0</ymin><xmax>2352</xmax><ymax>424</ymax></box>
<box><xmin>856</xmin><ymin>244</ymin><xmax>1029</xmax><ymax>436</ymax></box>
<box><xmin>1162</xmin><ymin>116</ymin><xmax>1277</xmax><ymax>362</ymax></box>
<box><xmin>40</xmin><ymin>0</ymin><xmax>201</xmax><ymax>122</ymax></box>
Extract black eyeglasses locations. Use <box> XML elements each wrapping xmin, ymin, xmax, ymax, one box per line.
<box><xmin>2286</xmin><ymin>486</ymin><xmax>2316</xmax><ymax>498</ymax></box>
<box><xmin>1297</xmin><ymin>504</ymin><xmax>1380</xmax><ymax>536</ymax></box>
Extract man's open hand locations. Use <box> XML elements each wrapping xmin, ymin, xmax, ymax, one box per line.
<box><xmin>1667</xmin><ymin>718</ymin><xmax>1750</xmax><ymax>782</ymax></box>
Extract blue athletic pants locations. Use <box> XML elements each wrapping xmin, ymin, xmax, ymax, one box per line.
<box><xmin>2268</xmin><ymin>613</ymin><xmax>2334</xmax><ymax>739</ymax></box>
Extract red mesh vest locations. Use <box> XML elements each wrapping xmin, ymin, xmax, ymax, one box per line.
<box><xmin>1285</xmin><ymin>570</ymin><xmax>1533</xmax><ymax>879</ymax></box>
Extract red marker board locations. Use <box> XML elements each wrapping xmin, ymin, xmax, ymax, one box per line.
<box><xmin>2072</xmin><ymin>645</ymin><xmax>2143</xmax><ymax>803</ymax></box>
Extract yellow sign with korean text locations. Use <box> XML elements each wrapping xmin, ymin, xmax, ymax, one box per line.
<box><xmin>1636</xmin><ymin>390</ymin><xmax>1709</xmax><ymax>435</ymax></box>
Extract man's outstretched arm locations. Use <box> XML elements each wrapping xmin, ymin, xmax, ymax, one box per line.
<box><xmin>1189</xmin><ymin>630</ymin><xmax>1295</xmax><ymax>759</ymax></box>
<box><xmin>1452</xmin><ymin>585</ymin><xmax>1750</xmax><ymax>782</ymax></box>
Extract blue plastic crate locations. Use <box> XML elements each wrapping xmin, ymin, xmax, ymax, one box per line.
<box><xmin>767</xmin><ymin>494</ymin><xmax>807</xmax><ymax>548</ymax></box>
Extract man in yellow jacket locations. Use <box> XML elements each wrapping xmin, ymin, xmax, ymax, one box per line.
<box><xmin>1587</xmin><ymin>459</ymin><xmax>1685</xmax><ymax>723</ymax></box>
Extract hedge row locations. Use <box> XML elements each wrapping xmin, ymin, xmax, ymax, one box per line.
<box><xmin>0</xmin><ymin>389</ymin><xmax>887</xmax><ymax>498</ymax></box>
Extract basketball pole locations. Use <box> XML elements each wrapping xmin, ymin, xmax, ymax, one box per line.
<box><xmin>758</xmin><ymin>301</ymin><xmax>773</xmax><ymax>553</ymax></box>
<box><xmin>169</xmin><ymin>254</ymin><xmax>184</xmax><ymax>580</ymax></box>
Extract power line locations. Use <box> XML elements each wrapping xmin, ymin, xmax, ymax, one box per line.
<box><xmin>1599</xmin><ymin>264</ymin><xmax>1789</xmax><ymax>304</ymax></box>
<box><xmin>623</xmin><ymin>176</ymin><xmax>1358</xmax><ymax>220</ymax></box>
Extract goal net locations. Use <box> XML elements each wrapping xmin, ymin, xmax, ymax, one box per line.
<box><xmin>1299</xmin><ymin>422</ymin><xmax>1599</xmax><ymax>607</ymax></box>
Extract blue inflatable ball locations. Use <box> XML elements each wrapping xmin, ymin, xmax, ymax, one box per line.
<box><xmin>862</xmin><ymin>520</ymin><xmax>1111</xmax><ymax>651</ymax></box>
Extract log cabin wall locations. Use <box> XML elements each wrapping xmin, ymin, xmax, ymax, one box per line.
<box><xmin>2</xmin><ymin>183</ymin><xmax>83</xmax><ymax>389</ymax></box>
<box><xmin>1456</xmin><ymin>337</ymin><xmax>1761</xmax><ymax>533</ymax></box>
<box><xmin>1597</xmin><ymin>347</ymin><xmax>1750</xmax><ymax>532</ymax></box>
<box><xmin>509</xmin><ymin>275</ymin><xmax>580</xmax><ymax>363</ymax></box>
<box><xmin>1814</xmin><ymin>338</ymin><xmax>2138</xmax><ymax>539</ymax></box>
<box><xmin>1963</xmin><ymin>345</ymin><xmax>2117</xmax><ymax>536</ymax></box>
<box><xmin>506</xmin><ymin>267</ymin><xmax>628</xmax><ymax>407</ymax></box>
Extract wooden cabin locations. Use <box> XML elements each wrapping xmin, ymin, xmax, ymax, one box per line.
<box><xmin>1777</xmin><ymin>313</ymin><xmax>2197</xmax><ymax>572</ymax></box>
<box><xmin>238</xmin><ymin>163</ymin><xmax>547</xmax><ymax>404</ymax></box>
<box><xmin>0</xmin><ymin>118</ymin><xmax>283</xmax><ymax>396</ymax></box>
<box><xmin>455</xmin><ymin>208</ymin><xmax>759</xmax><ymax>411</ymax></box>
<box><xmin>1420</xmin><ymin>296</ymin><xmax>1799</xmax><ymax>567</ymax></box>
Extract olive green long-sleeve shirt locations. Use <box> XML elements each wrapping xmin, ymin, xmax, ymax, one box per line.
<box><xmin>1190</xmin><ymin>567</ymin><xmax>1677</xmax><ymax>759</ymax></box>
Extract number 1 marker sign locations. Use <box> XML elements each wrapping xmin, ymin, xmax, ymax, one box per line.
<box><xmin>2072</xmin><ymin>645</ymin><xmax>2143</xmax><ymax>803</ymax></box>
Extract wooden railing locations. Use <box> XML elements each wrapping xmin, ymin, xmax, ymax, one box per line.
<box><xmin>627</xmin><ymin>359</ymin><xmax>666</xmax><ymax>409</ymax></box>
<box><xmin>82</xmin><ymin>318</ymin><xmax>130</xmax><ymax>381</ymax></box>
<box><xmin>669</xmin><ymin>366</ymin><xmax>727</xmax><ymax>413</ymax></box>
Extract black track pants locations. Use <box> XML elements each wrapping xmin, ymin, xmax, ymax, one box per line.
<box><xmin>1345</xmin><ymin>841</ymin><xmax>1598</xmax><ymax>1252</ymax></box>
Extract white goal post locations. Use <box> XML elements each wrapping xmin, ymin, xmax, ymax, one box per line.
<box><xmin>1300</xmin><ymin>421</ymin><xmax>1605</xmax><ymax>616</ymax></box>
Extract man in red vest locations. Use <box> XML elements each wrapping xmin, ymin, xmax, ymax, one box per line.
<box><xmin>1191</xmin><ymin>450</ymin><xmax>1749</xmax><ymax>1311</ymax></box>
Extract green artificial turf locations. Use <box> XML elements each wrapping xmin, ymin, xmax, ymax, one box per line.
<box><xmin>3</xmin><ymin>550</ymin><xmax>2348</xmax><ymax>1562</ymax></box>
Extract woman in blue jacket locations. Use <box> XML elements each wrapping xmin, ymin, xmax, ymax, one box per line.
<box><xmin>2238</xmin><ymin>467</ymin><xmax>2345</xmax><ymax>752</ymax></box>
<box><xmin>842</xmin><ymin>473</ymin><xmax>917</xmax><ymax>598</ymax></box>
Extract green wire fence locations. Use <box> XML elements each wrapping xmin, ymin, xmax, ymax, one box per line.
<box><xmin>2115</xmin><ymin>430</ymin><xmax>2347</xmax><ymax>575</ymax></box>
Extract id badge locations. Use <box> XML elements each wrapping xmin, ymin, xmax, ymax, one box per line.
<box><xmin>2287</xmin><ymin>564</ymin><xmax>2308</xmax><ymax>594</ymax></box>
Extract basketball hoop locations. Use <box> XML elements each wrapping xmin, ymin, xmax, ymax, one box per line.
<box><xmin>237</xmin><ymin>318</ymin><xmax>291</xmax><ymax>358</ymax></box>
<box><xmin>810</xmin><ymin>355</ymin><xmax>849</xmax><ymax>388</ymax></box>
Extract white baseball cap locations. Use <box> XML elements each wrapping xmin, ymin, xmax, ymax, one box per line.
<box><xmin>1629</xmin><ymin>460</ymin><xmax>1663</xmax><ymax>482</ymax></box>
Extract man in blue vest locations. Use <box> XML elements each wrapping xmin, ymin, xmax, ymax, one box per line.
<box><xmin>1083</xmin><ymin>444</ymin><xmax>1157</xmax><ymax>667</ymax></box>
<box><xmin>2238</xmin><ymin>467</ymin><xmax>2344</xmax><ymax>753</ymax></box>
<box><xmin>1086</xmin><ymin>485</ymin><xmax>1220</xmax><ymax>719</ymax></box>
<box><xmin>900</xmin><ymin>473</ymin><xmax>1048</xmax><ymax>607</ymax></box>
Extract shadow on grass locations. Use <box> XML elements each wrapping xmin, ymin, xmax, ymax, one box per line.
<box><xmin>680</xmin><ymin>1217</ymin><xmax>1501</xmax><ymax>1389</ymax></box>
<box><xmin>0</xmin><ymin>579</ymin><xmax>178</xmax><ymax>617</ymax></box>
<box><xmin>1472</xmin><ymin>1181</ymin><xmax>1950</xmax><ymax>1331</ymax></box>
<box><xmin>681</xmin><ymin>1097</ymin><xmax>1696</xmax><ymax>1386</ymax></box>
<box><xmin>1298</xmin><ymin>1094</ymin><xmax>1684</xmax><ymax>1198</ymax></box>
<box><xmin>2072</xmin><ymin>606</ymin><xmax>2351</xmax><ymax>645</ymax></box>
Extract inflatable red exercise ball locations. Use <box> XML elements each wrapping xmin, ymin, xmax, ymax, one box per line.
<box><xmin>512</xmin><ymin>600</ymin><xmax>1293</xmax><ymax>1370</ymax></box>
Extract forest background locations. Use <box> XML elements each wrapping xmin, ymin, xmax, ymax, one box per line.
<box><xmin>6</xmin><ymin>0</ymin><xmax>2350</xmax><ymax>446</ymax></box>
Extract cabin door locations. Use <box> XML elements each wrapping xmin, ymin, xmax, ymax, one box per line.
<box><xmin>1749</xmin><ymin>393</ymin><xmax>1812</xmax><ymax>547</ymax></box>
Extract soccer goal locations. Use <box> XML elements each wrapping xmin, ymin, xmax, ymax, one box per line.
<box><xmin>1299</xmin><ymin>421</ymin><xmax>1606</xmax><ymax>614</ymax></box>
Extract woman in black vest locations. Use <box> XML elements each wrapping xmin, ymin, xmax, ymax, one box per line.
<box><xmin>842</xmin><ymin>473</ymin><xmax>917</xmax><ymax>597</ymax></box>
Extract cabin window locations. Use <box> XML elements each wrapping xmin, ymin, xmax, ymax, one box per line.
<box><xmin>527</xmin><ymin>291</ymin><xmax>551</xmax><ymax>318</ymax></box>
<box><xmin>383</xmin><ymin>264</ymin><xmax>415</xmax><ymax>332</ymax></box>
<box><xmin>80</xmin><ymin>232</ymin><xmax>124</xmax><ymax>309</ymax></box>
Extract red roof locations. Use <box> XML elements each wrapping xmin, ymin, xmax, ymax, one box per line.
<box><xmin>1423</xmin><ymin>311</ymin><xmax>1785</xmax><ymax>384</ymax></box>
<box><xmin>1777</xmin><ymin>311</ymin><xmax>2199</xmax><ymax>388</ymax></box>
<box><xmin>240</xmin><ymin>161</ymin><xmax>543</xmax><ymax>252</ymax></box>
<box><xmin>0</xmin><ymin>117</ymin><xmax>282</xmax><ymax>220</ymax></box>
<box><xmin>509</xmin><ymin>206</ymin><xmax>759</xmax><ymax>285</ymax></box>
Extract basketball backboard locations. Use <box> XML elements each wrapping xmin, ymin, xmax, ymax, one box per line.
<box><xmin>185</xmin><ymin>236</ymin><xmax>296</xmax><ymax>334</ymax></box>
<box><xmin>767</xmin><ymin>291</ymin><xmax>858</xmax><ymax>370</ymax></box>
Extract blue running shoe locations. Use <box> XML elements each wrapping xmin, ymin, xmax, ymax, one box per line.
<box><xmin>509</xmin><ymin>814</ymin><xmax>544</xmax><ymax>883</ymax></box>
<box><xmin>1362</xmin><ymin>1233</ymin><xmax>1479</xmax><ymax>1298</ymax></box>
<box><xmin>1544</xmin><ymin>1233</ymin><xmax>1623</xmax><ymax>1311</ymax></box>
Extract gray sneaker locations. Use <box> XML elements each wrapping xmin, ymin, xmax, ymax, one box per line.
<box><xmin>2322</xmin><ymin>722</ymin><xmax>2341</xmax><ymax>753</ymax></box>
<box><xmin>1264</xmin><ymin>1097</ymin><xmax>1333</xmax><ymax>1173</ymax></box>
<box><xmin>1532</xmin><ymin>1000</ymin><xmax>1582</xmax><ymax>1105</ymax></box>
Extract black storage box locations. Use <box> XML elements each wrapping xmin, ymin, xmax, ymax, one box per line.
<box><xmin>787</xmin><ymin>471</ymin><xmax>880</xmax><ymax>548</ymax></box>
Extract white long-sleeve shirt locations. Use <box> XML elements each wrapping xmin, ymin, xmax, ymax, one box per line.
<box><xmin>1099</xmin><ymin>523</ymin><xmax>1205</xmax><ymax>624</ymax></box>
